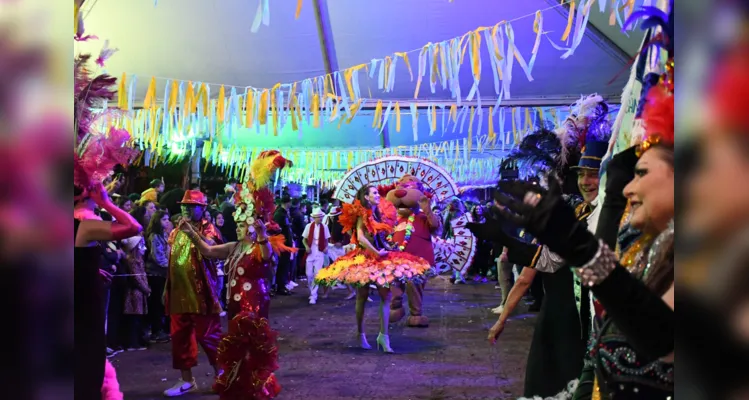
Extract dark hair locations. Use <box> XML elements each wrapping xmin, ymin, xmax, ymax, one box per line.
<box><xmin>228</xmin><ymin>178</ymin><xmax>238</xmax><ymax>185</ymax></box>
<box><xmin>150</xmin><ymin>179</ymin><xmax>163</xmax><ymax>188</ymax></box>
<box><xmin>291</xmin><ymin>197</ymin><xmax>301</xmax><ymax>207</ymax></box>
<box><xmin>356</xmin><ymin>185</ymin><xmax>373</xmax><ymax>208</ymax></box>
<box><xmin>128</xmin><ymin>193</ymin><xmax>140</xmax><ymax>202</ymax></box>
<box><xmin>146</xmin><ymin>210</ymin><xmax>169</xmax><ymax>238</ymax></box>
<box><xmin>130</xmin><ymin>206</ymin><xmax>149</xmax><ymax>228</ymax></box>
<box><xmin>117</xmin><ymin>196</ymin><xmax>132</xmax><ymax>208</ymax></box>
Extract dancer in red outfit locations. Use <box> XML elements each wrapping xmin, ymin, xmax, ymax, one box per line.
<box><xmin>179</xmin><ymin>151</ymin><xmax>293</xmax><ymax>399</ymax></box>
<box><xmin>162</xmin><ymin>189</ymin><xmax>224</xmax><ymax>397</ymax></box>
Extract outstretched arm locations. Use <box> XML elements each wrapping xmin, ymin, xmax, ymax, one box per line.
<box><xmin>497</xmin><ymin>267</ymin><xmax>537</xmax><ymax>326</ymax></box>
<box><xmin>181</xmin><ymin>222</ymin><xmax>236</xmax><ymax>259</ymax></box>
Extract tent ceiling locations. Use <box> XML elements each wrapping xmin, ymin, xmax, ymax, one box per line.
<box><xmin>79</xmin><ymin>0</ymin><xmax>645</xmax><ymax>104</ymax></box>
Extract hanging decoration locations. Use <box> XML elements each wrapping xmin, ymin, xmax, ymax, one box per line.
<box><xmin>111</xmin><ymin>0</ymin><xmax>636</xmax><ymax>163</ymax></box>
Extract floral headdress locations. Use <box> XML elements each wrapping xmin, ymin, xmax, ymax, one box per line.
<box><xmin>555</xmin><ymin>94</ymin><xmax>611</xmax><ymax>165</ymax></box>
<box><xmin>232</xmin><ymin>150</ymin><xmax>293</xmax><ymax>224</ymax></box>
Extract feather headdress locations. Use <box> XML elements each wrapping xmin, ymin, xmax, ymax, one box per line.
<box><xmin>556</xmin><ymin>94</ymin><xmax>610</xmax><ymax>164</ymax></box>
<box><xmin>234</xmin><ymin>150</ymin><xmax>293</xmax><ymax>225</ymax></box>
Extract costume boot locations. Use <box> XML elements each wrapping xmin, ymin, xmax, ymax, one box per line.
<box><xmin>405</xmin><ymin>281</ymin><xmax>429</xmax><ymax>327</ymax></box>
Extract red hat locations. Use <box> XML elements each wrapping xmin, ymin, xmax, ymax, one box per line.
<box><xmin>178</xmin><ymin>190</ymin><xmax>208</xmax><ymax>206</ymax></box>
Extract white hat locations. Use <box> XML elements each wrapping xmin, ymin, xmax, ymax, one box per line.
<box><xmin>328</xmin><ymin>206</ymin><xmax>342</xmax><ymax>216</ymax></box>
<box><xmin>310</xmin><ymin>207</ymin><xmax>325</xmax><ymax>218</ymax></box>
<box><xmin>122</xmin><ymin>235</ymin><xmax>143</xmax><ymax>252</ymax></box>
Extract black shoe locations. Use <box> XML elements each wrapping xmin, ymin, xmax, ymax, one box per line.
<box><xmin>150</xmin><ymin>332</ymin><xmax>171</xmax><ymax>343</ymax></box>
<box><xmin>276</xmin><ymin>289</ymin><xmax>291</xmax><ymax>296</ymax></box>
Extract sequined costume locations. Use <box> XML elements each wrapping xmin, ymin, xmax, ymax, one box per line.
<box><xmin>213</xmin><ymin>238</ymin><xmax>288</xmax><ymax>400</ymax></box>
<box><xmin>314</xmin><ymin>200</ymin><xmax>431</xmax><ymax>287</ymax></box>
<box><xmin>165</xmin><ymin>220</ymin><xmax>223</xmax><ymax>370</ymax></box>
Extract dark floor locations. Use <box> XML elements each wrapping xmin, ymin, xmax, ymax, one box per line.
<box><xmin>112</xmin><ymin>276</ymin><xmax>536</xmax><ymax>400</ymax></box>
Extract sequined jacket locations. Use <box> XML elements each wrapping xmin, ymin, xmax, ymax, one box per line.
<box><xmin>164</xmin><ymin>222</ymin><xmax>223</xmax><ymax>315</ymax></box>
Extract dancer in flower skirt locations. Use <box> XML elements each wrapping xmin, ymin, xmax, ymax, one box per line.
<box><xmin>314</xmin><ymin>185</ymin><xmax>431</xmax><ymax>353</ymax></box>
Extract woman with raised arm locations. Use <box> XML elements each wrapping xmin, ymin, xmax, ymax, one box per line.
<box><xmin>314</xmin><ymin>185</ymin><xmax>431</xmax><ymax>353</ymax></box>
<box><xmin>496</xmin><ymin>78</ymin><xmax>675</xmax><ymax>399</ymax></box>
<box><xmin>74</xmin><ymin>181</ymin><xmax>142</xmax><ymax>400</ymax></box>
<box><xmin>179</xmin><ymin>150</ymin><xmax>293</xmax><ymax>400</ymax></box>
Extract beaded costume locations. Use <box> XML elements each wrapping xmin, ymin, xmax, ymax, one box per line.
<box><xmin>211</xmin><ymin>150</ymin><xmax>293</xmax><ymax>400</ymax></box>
<box><xmin>314</xmin><ymin>200</ymin><xmax>431</xmax><ymax>288</ymax></box>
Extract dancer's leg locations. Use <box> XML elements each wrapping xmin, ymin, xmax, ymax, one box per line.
<box><xmin>377</xmin><ymin>286</ymin><xmax>392</xmax><ymax>334</ymax></box>
<box><xmin>355</xmin><ymin>286</ymin><xmax>369</xmax><ymax>333</ymax></box>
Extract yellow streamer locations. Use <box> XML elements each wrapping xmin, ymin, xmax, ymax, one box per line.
<box><xmin>525</xmin><ymin>107</ymin><xmax>532</xmax><ymax>131</ymax></box>
<box><xmin>197</xmin><ymin>83</ymin><xmax>208</xmax><ymax>116</ymax></box>
<box><xmin>384</xmin><ymin>56</ymin><xmax>392</xmax><ymax>89</ymax></box>
<box><xmin>245</xmin><ymin>89</ymin><xmax>254</xmax><ymax>128</ymax></box>
<box><xmin>395</xmin><ymin>102</ymin><xmax>401</xmax><ymax>132</ymax></box>
<box><xmin>271</xmin><ymin>84</ymin><xmax>281</xmax><ymax>136</ymax></box>
<box><xmin>471</xmin><ymin>31</ymin><xmax>481</xmax><ymax>81</ymax></box>
<box><xmin>450</xmin><ymin>104</ymin><xmax>458</xmax><ymax>123</ymax></box>
<box><xmin>217</xmin><ymin>85</ymin><xmax>226</xmax><ymax>122</ymax></box>
<box><xmin>562</xmin><ymin>1</ymin><xmax>575</xmax><ymax>42</ymax></box>
<box><xmin>488</xmin><ymin>106</ymin><xmax>496</xmax><ymax>143</ymax></box>
<box><xmin>511</xmin><ymin>107</ymin><xmax>518</xmax><ymax>144</ymax></box>
<box><xmin>311</xmin><ymin>93</ymin><xmax>320</xmax><ymax>127</ymax></box>
<box><xmin>395</xmin><ymin>52</ymin><xmax>413</xmax><ymax>81</ymax></box>
<box><xmin>431</xmin><ymin>105</ymin><xmax>437</xmax><ymax>132</ymax></box>
<box><xmin>414</xmin><ymin>44</ymin><xmax>430</xmax><ymax>99</ymax></box>
<box><xmin>168</xmin><ymin>81</ymin><xmax>179</xmax><ymax>113</ymax></box>
<box><xmin>492</xmin><ymin>24</ymin><xmax>505</xmax><ymax>79</ymax></box>
<box><xmin>117</xmin><ymin>73</ymin><xmax>127</xmax><ymax>110</ymax></box>
<box><xmin>372</xmin><ymin>100</ymin><xmax>383</xmax><ymax>129</ymax></box>
<box><xmin>290</xmin><ymin>95</ymin><xmax>299</xmax><ymax>131</ymax></box>
<box><xmin>143</xmin><ymin>77</ymin><xmax>157</xmax><ymax>110</ymax></box>
<box><xmin>258</xmin><ymin>90</ymin><xmax>268</xmax><ymax>125</ymax></box>
<box><xmin>183</xmin><ymin>82</ymin><xmax>195</xmax><ymax>119</ymax></box>
<box><xmin>430</xmin><ymin>46</ymin><xmax>440</xmax><ymax>85</ymax></box>
<box><xmin>295</xmin><ymin>0</ymin><xmax>303</xmax><ymax>19</ymax></box>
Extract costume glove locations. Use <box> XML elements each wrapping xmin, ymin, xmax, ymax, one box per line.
<box><xmin>466</xmin><ymin>221</ymin><xmax>540</xmax><ymax>267</ymax></box>
<box><xmin>597</xmin><ymin>145</ymin><xmax>639</xmax><ymax>248</ymax></box>
<box><xmin>494</xmin><ymin>177</ymin><xmax>598</xmax><ymax>267</ymax></box>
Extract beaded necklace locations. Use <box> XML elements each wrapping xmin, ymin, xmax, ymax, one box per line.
<box><xmin>387</xmin><ymin>214</ymin><xmax>415</xmax><ymax>251</ymax></box>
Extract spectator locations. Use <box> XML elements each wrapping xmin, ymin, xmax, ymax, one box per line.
<box><xmin>121</xmin><ymin>235</ymin><xmax>150</xmax><ymax>351</ymax></box>
<box><xmin>303</xmin><ymin>207</ymin><xmax>331</xmax><ymax>305</ymax></box>
<box><xmin>272</xmin><ymin>194</ymin><xmax>293</xmax><ymax>295</ymax></box>
<box><xmin>145</xmin><ymin>211</ymin><xmax>171</xmax><ymax>343</ymax></box>
<box><xmin>138</xmin><ymin>179</ymin><xmax>165</xmax><ymax>206</ymax></box>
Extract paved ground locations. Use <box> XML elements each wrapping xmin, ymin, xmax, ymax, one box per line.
<box><xmin>112</xmin><ymin>276</ymin><xmax>537</xmax><ymax>400</ymax></box>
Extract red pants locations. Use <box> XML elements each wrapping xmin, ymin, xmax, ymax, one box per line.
<box><xmin>170</xmin><ymin>313</ymin><xmax>222</xmax><ymax>370</ymax></box>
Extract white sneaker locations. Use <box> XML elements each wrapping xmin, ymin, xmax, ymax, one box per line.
<box><xmin>491</xmin><ymin>305</ymin><xmax>504</xmax><ymax>315</ymax></box>
<box><xmin>163</xmin><ymin>379</ymin><xmax>198</xmax><ymax>397</ymax></box>
<box><xmin>289</xmin><ymin>281</ymin><xmax>299</xmax><ymax>288</ymax></box>
<box><xmin>309</xmin><ymin>298</ymin><xmax>317</xmax><ymax>305</ymax></box>
<box><xmin>285</xmin><ymin>282</ymin><xmax>295</xmax><ymax>291</ymax></box>
<box><xmin>366</xmin><ymin>297</ymin><xmax>373</xmax><ymax>302</ymax></box>
<box><xmin>219</xmin><ymin>311</ymin><xmax>227</xmax><ymax>317</ymax></box>
<box><xmin>345</xmin><ymin>292</ymin><xmax>356</xmax><ymax>300</ymax></box>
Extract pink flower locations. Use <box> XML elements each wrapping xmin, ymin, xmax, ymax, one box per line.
<box><xmin>393</xmin><ymin>270</ymin><xmax>403</xmax><ymax>278</ymax></box>
<box><xmin>376</xmin><ymin>276</ymin><xmax>387</xmax><ymax>286</ymax></box>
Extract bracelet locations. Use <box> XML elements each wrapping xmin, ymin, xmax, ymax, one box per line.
<box><xmin>575</xmin><ymin>239</ymin><xmax>617</xmax><ymax>287</ymax></box>
<box><xmin>256</xmin><ymin>238</ymin><xmax>269</xmax><ymax>244</ymax></box>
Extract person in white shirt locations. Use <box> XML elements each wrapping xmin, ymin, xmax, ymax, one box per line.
<box><xmin>303</xmin><ymin>207</ymin><xmax>331</xmax><ymax>304</ymax></box>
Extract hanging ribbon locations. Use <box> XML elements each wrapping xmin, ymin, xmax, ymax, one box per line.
<box><xmin>251</xmin><ymin>0</ymin><xmax>270</xmax><ymax>33</ymax></box>
<box><xmin>410</xmin><ymin>103</ymin><xmax>419</xmax><ymax>141</ymax></box>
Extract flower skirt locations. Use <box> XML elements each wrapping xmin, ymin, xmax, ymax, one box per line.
<box><xmin>314</xmin><ymin>248</ymin><xmax>432</xmax><ymax>287</ymax></box>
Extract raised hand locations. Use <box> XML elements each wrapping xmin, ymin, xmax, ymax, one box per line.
<box><xmin>88</xmin><ymin>183</ymin><xmax>111</xmax><ymax>207</ymax></box>
<box><xmin>494</xmin><ymin>177</ymin><xmax>598</xmax><ymax>266</ymax></box>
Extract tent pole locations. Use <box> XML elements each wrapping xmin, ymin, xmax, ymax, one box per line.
<box><xmin>312</xmin><ymin>0</ymin><xmax>339</xmax><ymax>75</ymax></box>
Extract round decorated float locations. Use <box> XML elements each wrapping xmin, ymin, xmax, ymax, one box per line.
<box><xmin>333</xmin><ymin>155</ymin><xmax>476</xmax><ymax>275</ymax></box>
